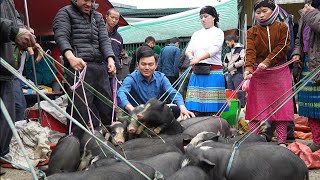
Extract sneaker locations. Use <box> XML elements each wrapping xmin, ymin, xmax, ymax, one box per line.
<box><xmin>307</xmin><ymin>143</ymin><xmax>320</xmax><ymax>152</ymax></box>
<box><xmin>278</xmin><ymin>143</ymin><xmax>287</xmax><ymax>148</ymax></box>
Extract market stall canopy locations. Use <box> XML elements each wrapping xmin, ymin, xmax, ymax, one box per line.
<box><xmin>14</xmin><ymin>0</ymin><xmax>128</xmax><ymax>36</ymax></box>
<box><xmin>275</xmin><ymin>0</ymin><xmax>304</xmax><ymax>4</ymax></box>
<box><xmin>118</xmin><ymin>0</ymin><xmax>238</xmax><ymax>44</ymax></box>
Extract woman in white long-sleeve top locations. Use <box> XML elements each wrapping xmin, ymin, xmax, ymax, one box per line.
<box><xmin>185</xmin><ymin>6</ymin><xmax>226</xmax><ymax>116</ymax></box>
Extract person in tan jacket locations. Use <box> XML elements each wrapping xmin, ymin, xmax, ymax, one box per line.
<box><xmin>244</xmin><ymin>0</ymin><xmax>293</xmax><ymax>147</ymax></box>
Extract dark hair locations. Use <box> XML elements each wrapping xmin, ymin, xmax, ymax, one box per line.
<box><xmin>311</xmin><ymin>0</ymin><xmax>320</xmax><ymax>8</ymax></box>
<box><xmin>145</xmin><ymin>36</ymin><xmax>155</xmax><ymax>43</ymax></box>
<box><xmin>225</xmin><ymin>35</ymin><xmax>238</xmax><ymax>41</ymax></box>
<box><xmin>136</xmin><ymin>46</ymin><xmax>156</xmax><ymax>63</ymax></box>
<box><xmin>254</xmin><ymin>0</ymin><xmax>276</xmax><ymax>11</ymax></box>
<box><xmin>106</xmin><ymin>8</ymin><xmax>120</xmax><ymax>16</ymax></box>
<box><xmin>200</xmin><ymin>6</ymin><xmax>219</xmax><ymax>27</ymax></box>
<box><xmin>170</xmin><ymin>37</ymin><xmax>180</xmax><ymax>44</ymax></box>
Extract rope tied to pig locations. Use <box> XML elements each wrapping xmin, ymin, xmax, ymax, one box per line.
<box><xmin>1</xmin><ymin>55</ymin><xmax>154</xmax><ymax>180</ymax></box>
<box><xmin>160</xmin><ymin>66</ymin><xmax>192</xmax><ymax>103</ymax></box>
<box><xmin>225</xmin><ymin>60</ymin><xmax>320</xmax><ymax>177</ymax></box>
<box><xmin>226</xmin><ymin>143</ymin><xmax>240</xmax><ymax>177</ymax></box>
<box><xmin>69</xmin><ymin>66</ymin><xmax>95</xmax><ymax>134</ymax></box>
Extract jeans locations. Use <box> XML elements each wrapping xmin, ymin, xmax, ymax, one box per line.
<box><xmin>13</xmin><ymin>78</ymin><xmax>26</xmax><ymax>121</ymax></box>
<box><xmin>0</xmin><ymin>80</ymin><xmax>15</xmax><ymax>156</ymax></box>
<box><xmin>178</xmin><ymin>71</ymin><xmax>191</xmax><ymax>99</ymax></box>
<box><xmin>166</xmin><ymin>76</ymin><xmax>178</xmax><ymax>85</ymax></box>
<box><xmin>226</xmin><ymin>73</ymin><xmax>246</xmax><ymax>108</ymax></box>
<box><xmin>52</xmin><ymin>81</ymin><xmax>61</xmax><ymax>92</ymax></box>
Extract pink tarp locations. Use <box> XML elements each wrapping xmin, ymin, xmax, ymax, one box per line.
<box><xmin>294</xmin><ymin>115</ymin><xmax>312</xmax><ymax>140</ymax></box>
<box><xmin>288</xmin><ymin>142</ymin><xmax>320</xmax><ymax>169</ymax></box>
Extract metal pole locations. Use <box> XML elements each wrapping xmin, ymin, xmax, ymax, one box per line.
<box><xmin>23</xmin><ymin>0</ymin><xmax>42</xmax><ymax>123</ymax></box>
<box><xmin>0</xmin><ymin>99</ymin><xmax>38</xmax><ymax>180</ymax></box>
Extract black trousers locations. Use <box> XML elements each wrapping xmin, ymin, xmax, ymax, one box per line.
<box><xmin>66</xmin><ymin>62</ymin><xmax>113</xmax><ymax>139</ymax></box>
<box><xmin>0</xmin><ymin>80</ymin><xmax>15</xmax><ymax>157</ymax></box>
<box><xmin>166</xmin><ymin>76</ymin><xmax>178</xmax><ymax>85</ymax></box>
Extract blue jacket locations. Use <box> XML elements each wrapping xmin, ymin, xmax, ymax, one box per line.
<box><xmin>157</xmin><ymin>44</ymin><xmax>181</xmax><ymax>77</ymax></box>
<box><xmin>117</xmin><ymin>70</ymin><xmax>184</xmax><ymax>109</ymax></box>
<box><xmin>109</xmin><ymin>25</ymin><xmax>123</xmax><ymax>71</ymax></box>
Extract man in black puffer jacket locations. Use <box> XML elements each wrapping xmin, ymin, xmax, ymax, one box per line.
<box><xmin>53</xmin><ymin>0</ymin><xmax>116</xmax><ymax>138</ymax></box>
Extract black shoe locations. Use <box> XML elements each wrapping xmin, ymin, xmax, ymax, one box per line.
<box><xmin>286</xmin><ymin>136</ymin><xmax>296</xmax><ymax>143</ymax></box>
<box><xmin>260</xmin><ymin>133</ymin><xmax>272</xmax><ymax>142</ymax></box>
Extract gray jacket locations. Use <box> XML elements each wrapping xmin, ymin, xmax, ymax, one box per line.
<box><xmin>291</xmin><ymin>8</ymin><xmax>320</xmax><ymax>83</ymax></box>
<box><xmin>53</xmin><ymin>0</ymin><xmax>114</xmax><ymax>65</ymax></box>
<box><xmin>0</xmin><ymin>0</ymin><xmax>23</xmax><ymax>81</ymax></box>
<box><xmin>223</xmin><ymin>43</ymin><xmax>245</xmax><ymax>75</ymax></box>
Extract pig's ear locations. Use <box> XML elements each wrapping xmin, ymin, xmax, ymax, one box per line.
<box><xmin>117</xmin><ymin>116</ymin><xmax>126</xmax><ymax>123</ymax></box>
<box><xmin>122</xmin><ymin>120</ymin><xmax>129</xmax><ymax>128</ymax></box>
<box><xmin>199</xmin><ymin>157</ymin><xmax>215</xmax><ymax>170</ymax></box>
<box><xmin>216</xmin><ymin>131</ymin><xmax>222</xmax><ymax>137</ymax></box>
<box><xmin>106</xmin><ymin>125</ymin><xmax>112</xmax><ymax>132</ymax></box>
<box><xmin>183</xmin><ymin>137</ymin><xmax>192</xmax><ymax>146</ymax></box>
<box><xmin>204</xmin><ymin>133</ymin><xmax>220</xmax><ymax>142</ymax></box>
<box><xmin>105</xmin><ymin>133</ymin><xmax>111</xmax><ymax>141</ymax></box>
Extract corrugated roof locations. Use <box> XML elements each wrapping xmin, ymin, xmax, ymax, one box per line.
<box><xmin>119</xmin><ymin>0</ymin><xmax>238</xmax><ymax>44</ymax></box>
<box><xmin>118</xmin><ymin>8</ymin><xmax>196</xmax><ymax>18</ymax></box>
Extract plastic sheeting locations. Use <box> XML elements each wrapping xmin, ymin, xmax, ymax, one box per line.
<box><xmin>5</xmin><ymin>121</ymin><xmax>51</xmax><ymax>168</ymax></box>
<box><xmin>275</xmin><ymin>0</ymin><xmax>304</xmax><ymax>4</ymax></box>
<box><xmin>119</xmin><ymin>0</ymin><xmax>238</xmax><ymax>44</ymax></box>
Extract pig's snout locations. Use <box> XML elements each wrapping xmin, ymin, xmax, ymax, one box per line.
<box><xmin>136</xmin><ymin>113</ymin><xmax>143</xmax><ymax>120</ymax></box>
<box><xmin>128</xmin><ymin>126</ymin><xmax>137</xmax><ymax>134</ymax></box>
<box><xmin>116</xmin><ymin>140</ymin><xmax>124</xmax><ymax>145</ymax></box>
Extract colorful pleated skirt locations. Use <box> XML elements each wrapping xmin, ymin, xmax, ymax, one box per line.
<box><xmin>185</xmin><ymin>69</ymin><xmax>227</xmax><ymax>112</ymax></box>
<box><xmin>298</xmin><ymin>56</ymin><xmax>320</xmax><ymax>118</ymax></box>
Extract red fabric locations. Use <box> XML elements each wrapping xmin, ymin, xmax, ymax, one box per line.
<box><xmin>242</xmin><ymin>80</ymin><xmax>250</xmax><ymax>92</ymax></box>
<box><xmin>288</xmin><ymin>142</ymin><xmax>320</xmax><ymax>169</ymax></box>
<box><xmin>248</xmin><ymin>120</ymin><xmax>260</xmax><ymax>134</ymax></box>
<box><xmin>25</xmin><ymin>108</ymin><xmax>66</xmax><ymax>133</ymax></box>
<box><xmin>14</xmin><ymin>0</ymin><xmax>128</xmax><ymax>36</ymax></box>
<box><xmin>294</xmin><ymin>115</ymin><xmax>312</xmax><ymax>140</ymax></box>
<box><xmin>50</xmin><ymin>47</ymin><xmax>64</xmax><ymax>83</ymax></box>
<box><xmin>245</xmin><ymin>66</ymin><xmax>294</xmax><ymax>121</ymax></box>
<box><xmin>309</xmin><ymin>118</ymin><xmax>320</xmax><ymax>145</ymax></box>
<box><xmin>275</xmin><ymin>121</ymin><xmax>288</xmax><ymax>144</ymax></box>
<box><xmin>210</xmin><ymin>65</ymin><xmax>223</xmax><ymax>70</ymax></box>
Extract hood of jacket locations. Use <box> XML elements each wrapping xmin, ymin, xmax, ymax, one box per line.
<box><xmin>233</xmin><ymin>43</ymin><xmax>244</xmax><ymax>49</ymax></box>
